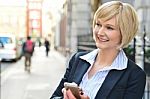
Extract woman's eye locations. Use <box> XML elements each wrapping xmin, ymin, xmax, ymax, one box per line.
<box><xmin>107</xmin><ymin>26</ymin><xmax>114</xmax><ymax>30</ymax></box>
<box><xmin>96</xmin><ymin>23</ymin><xmax>101</xmax><ymax>27</ymax></box>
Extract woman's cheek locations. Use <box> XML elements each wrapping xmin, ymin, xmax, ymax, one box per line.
<box><xmin>93</xmin><ymin>29</ymin><xmax>98</xmax><ymax>40</ymax></box>
<box><xmin>93</xmin><ymin>31</ymin><xmax>96</xmax><ymax>41</ymax></box>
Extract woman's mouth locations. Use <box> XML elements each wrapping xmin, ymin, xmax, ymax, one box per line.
<box><xmin>97</xmin><ymin>37</ymin><xmax>109</xmax><ymax>42</ymax></box>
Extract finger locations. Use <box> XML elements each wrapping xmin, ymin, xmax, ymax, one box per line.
<box><xmin>80</xmin><ymin>92</ymin><xmax>90</xmax><ymax>99</ymax></box>
<box><xmin>80</xmin><ymin>94</ymin><xmax>90</xmax><ymax>99</ymax></box>
<box><xmin>62</xmin><ymin>88</ymin><xmax>65</xmax><ymax>93</ymax></box>
<box><xmin>63</xmin><ymin>88</ymin><xmax>68</xmax><ymax>99</ymax></box>
<box><xmin>66</xmin><ymin>89</ymin><xmax>76</xmax><ymax>99</ymax></box>
<box><xmin>79</xmin><ymin>91</ymin><xmax>84</xmax><ymax>95</ymax></box>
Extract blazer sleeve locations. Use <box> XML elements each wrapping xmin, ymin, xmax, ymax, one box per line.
<box><xmin>123</xmin><ymin>66</ymin><xmax>146</xmax><ymax>99</ymax></box>
<box><xmin>50</xmin><ymin>53</ymin><xmax>76</xmax><ymax>99</ymax></box>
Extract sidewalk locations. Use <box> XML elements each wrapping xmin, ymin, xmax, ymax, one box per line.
<box><xmin>1</xmin><ymin>46</ymin><xmax>66</xmax><ymax>99</ymax></box>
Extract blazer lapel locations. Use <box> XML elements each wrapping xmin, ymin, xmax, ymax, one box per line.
<box><xmin>95</xmin><ymin>69</ymin><xmax>125</xmax><ymax>99</ymax></box>
<box><xmin>73</xmin><ymin>60</ymin><xmax>90</xmax><ymax>85</ymax></box>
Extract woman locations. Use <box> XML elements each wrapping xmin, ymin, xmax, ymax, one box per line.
<box><xmin>50</xmin><ymin>1</ymin><xmax>146</xmax><ymax>99</ymax></box>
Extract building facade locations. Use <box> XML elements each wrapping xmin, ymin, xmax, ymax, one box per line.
<box><xmin>0</xmin><ymin>3</ymin><xmax>26</xmax><ymax>37</ymax></box>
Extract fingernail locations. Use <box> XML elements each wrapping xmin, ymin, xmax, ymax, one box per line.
<box><xmin>80</xmin><ymin>92</ymin><xmax>84</xmax><ymax>95</ymax></box>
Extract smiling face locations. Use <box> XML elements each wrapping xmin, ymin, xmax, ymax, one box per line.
<box><xmin>93</xmin><ymin>1</ymin><xmax>139</xmax><ymax>49</ymax></box>
<box><xmin>93</xmin><ymin>16</ymin><xmax>122</xmax><ymax>50</ymax></box>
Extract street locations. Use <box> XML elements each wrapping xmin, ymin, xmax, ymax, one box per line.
<box><xmin>1</xmin><ymin>60</ymin><xmax>17</xmax><ymax>73</ymax></box>
<box><xmin>1</xmin><ymin>46</ymin><xmax>66</xmax><ymax>99</ymax></box>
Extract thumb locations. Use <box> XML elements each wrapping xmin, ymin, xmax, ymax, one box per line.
<box><xmin>80</xmin><ymin>94</ymin><xmax>90</xmax><ymax>99</ymax></box>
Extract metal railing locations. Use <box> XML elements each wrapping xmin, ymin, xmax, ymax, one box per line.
<box><xmin>77</xmin><ymin>33</ymin><xmax>96</xmax><ymax>52</ymax></box>
<box><xmin>143</xmin><ymin>82</ymin><xmax>150</xmax><ymax>99</ymax></box>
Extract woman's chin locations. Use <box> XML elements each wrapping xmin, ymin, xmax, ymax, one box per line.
<box><xmin>95</xmin><ymin>43</ymin><xmax>106</xmax><ymax>49</ymax></box>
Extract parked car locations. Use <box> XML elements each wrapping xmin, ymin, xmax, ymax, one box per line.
<box><xmin>0</xmin><ymin>34</ymin><xmax>22</xmax><ymax>61</ymax></box>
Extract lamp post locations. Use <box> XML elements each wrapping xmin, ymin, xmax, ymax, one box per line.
<box><xmin>142</xmin><ymin>25</ymin><xmax>146</xmax><ymax>70</ymax></box>
<box><xmin>133</xmin><ymin>37</ymin><xmax>136</xmax><ymax>62</ymax></box>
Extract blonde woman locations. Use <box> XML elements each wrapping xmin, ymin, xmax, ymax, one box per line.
<box><xmin>50</xmin><ymin>1</ymin><xmax>146</xmax><ymax>99</ymax></box>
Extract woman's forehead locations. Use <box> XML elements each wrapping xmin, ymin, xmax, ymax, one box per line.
<box><xmin>96</xmin><ymin>17</ymin><xmax>116</xmax><ymax>24</ymax></box>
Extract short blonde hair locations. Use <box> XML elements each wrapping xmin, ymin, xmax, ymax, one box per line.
<box><xmin>93</xmin><ymin>1</ymin><xmax>139</xmax><ymax>48</ymax></box>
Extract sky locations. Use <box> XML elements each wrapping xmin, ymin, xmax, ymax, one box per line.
<box><xmin>0</xmin><ymin>0</ymin><xmax>26</xmax><ymax>6</ymax></box>
<box><xmin>0</xmin><ymin>0</ymin><xmax>65</xmax><ymax>11</ymax></box>
<box><xmin>0</xmin><ymin>0</ymin><xmax>65</xmax><ymax>21</ymax></box>
<box><xmin>43</xmin><ymin>0</ymin><xmax>64</xmax><ymax>11</ymax></box>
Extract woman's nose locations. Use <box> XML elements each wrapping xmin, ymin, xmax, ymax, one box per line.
<box><xmin>97</xmin><ymin>27</ymin><xmax>105</xmax><ymax>35</ymax></box>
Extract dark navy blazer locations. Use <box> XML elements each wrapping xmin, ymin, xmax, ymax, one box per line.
<box><xmin>50</xmin><ymin>52</ymin><xmax>146</xmax><ymax>99</ymax></box>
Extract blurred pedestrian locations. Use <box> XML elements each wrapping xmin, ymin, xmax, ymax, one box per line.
<box><xmin>39</xmin><ymin>40</ymin><xmax>42</xmax><ymax>47</ymax></box>
<box><xmin>44</xmin><ymin>38</ymin><xmax>50</xmax><ymax>57</ymax></box>
<box><xmin>22</xmin><ymin>36</ymin><xmax>34</xmax><ymax>72</ymax></box>
<box><xmin>50</xmin><ymin>1</ymin><xmax>146</xmax><ymax>99</ymax></box>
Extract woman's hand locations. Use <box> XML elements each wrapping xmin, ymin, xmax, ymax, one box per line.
<box><xmin>62</xmin><ymin>88</ymin><xmax>89</xmax><ymax>99</ymax></box>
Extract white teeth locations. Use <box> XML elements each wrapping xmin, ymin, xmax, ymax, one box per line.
<box><xmin>100</xmin><ymin>39</ymin><xmax>108</xmax><ymax>42</ymax></box>
<box><xmin>97</xmin><ymin>37</ymin><xmax>109</xmax><ymax>42</ymax></box>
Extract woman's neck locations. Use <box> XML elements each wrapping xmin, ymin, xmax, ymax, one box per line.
<box><xmin>88</xmin><ymin>49</ymin><xmax>120</xmax><ymax>79</ymax></box>
<box><xmin>96</xmin><ymin>49</ymin><xmax>120</xmax><ymax>67</ymax></box>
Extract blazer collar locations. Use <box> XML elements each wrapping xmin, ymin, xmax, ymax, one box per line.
<box><xmin>80</xmin><ymin>49</ymin><xmax>128</xmax><ymax>70</ymax></box>
<box><xmin>72</xmin><ymin>59</ymin><xmax>90</xmax><ymax>85</ymax></box>
<box><xmin>95</xmin><ymin>69</ymin><xmax>125</xmax><ymax>99</ymax></box>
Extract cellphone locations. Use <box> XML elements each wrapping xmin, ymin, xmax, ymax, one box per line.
<box><xmin>64</xmin><ymin>82</ymin><xmax>81</xmax><ymax>99</ymax></box>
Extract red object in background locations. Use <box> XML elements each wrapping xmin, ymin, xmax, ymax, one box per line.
<box><xmin>26</xmin><ymin>0</ymin><xmax>43</xmax><ymax>37</ymax></box>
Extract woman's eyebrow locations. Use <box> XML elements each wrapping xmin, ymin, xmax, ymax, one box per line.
<box><xmin>96</xmin><ymin>20</ymin><xmax>101</xmax><ymax>23</ymax></box>
<box><xmin>96</xmin><ymin>20</ymin><xmax>117</xmax><ymax>28</ymax></box>
<box><xmin>105</xmin><ymin>24</ymin><xmax>116</xmax><ymax>28</ymax></box>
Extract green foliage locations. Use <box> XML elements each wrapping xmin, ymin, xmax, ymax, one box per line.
<box><xmin>124</xmin><ymin>45</ymin><xmax>134</xmax><ymax>56</ymax></box>
<box><xmin>145</xmin><ymin>48</ymin><xmax>150</xmax><ymax>62</ymax></box>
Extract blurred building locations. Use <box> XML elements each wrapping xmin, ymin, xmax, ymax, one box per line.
<box><xmin>56</xmin><ymin>0</ymin><xmax>92</xmax><ymax>55</ymax></box>
<box><xmin>0</xmin><ymin>0</ymin><xmax>44</xmax><ymax>40</ymax></box>
<box><xmin>0</xmin><ymin>1</ymin><xmax>26</xmax><ymax>38</ymax></box>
